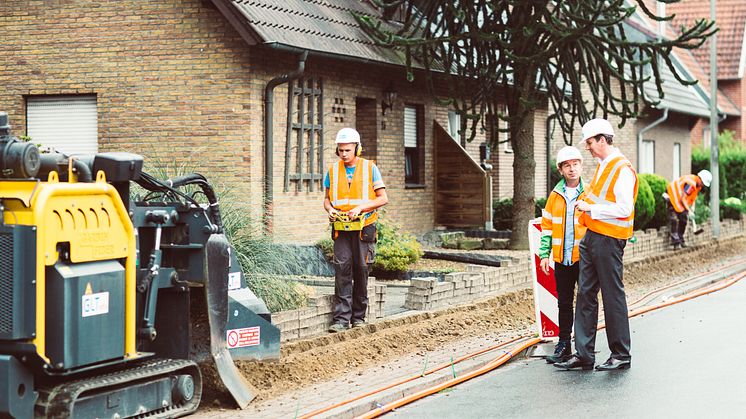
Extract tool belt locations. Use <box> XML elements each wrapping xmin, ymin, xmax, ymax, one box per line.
<box><xmin>332</xmin><ymin>213</ymin><xmax>365</xmax><ymax>231</ymax></box>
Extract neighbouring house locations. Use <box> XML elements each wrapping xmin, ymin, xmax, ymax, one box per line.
<box><xmin>669</xmin><ymin>0</ymin><xmax>746</xmax><ymax>146</ymax></box>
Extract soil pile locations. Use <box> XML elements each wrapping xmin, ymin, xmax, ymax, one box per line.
<box><xmin>204</xmin><ymin>237</ymin><xmax>746</xmax><ymax>407</ymax></box>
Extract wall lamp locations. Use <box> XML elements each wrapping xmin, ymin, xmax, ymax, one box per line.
<box><xmin>381</xmin><ymin>85</ymin><xmax>397</xmax><ymax>116</ymax></box>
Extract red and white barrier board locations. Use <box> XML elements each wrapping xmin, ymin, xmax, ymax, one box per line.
<box><xmin>528</xmin><ymin>218</ymin><xmax>559</xmax><ymax>339</ymax></box>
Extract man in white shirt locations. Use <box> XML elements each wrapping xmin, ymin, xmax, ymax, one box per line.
<box><xmin>555</xmin><ymin>118</ymin><xmax>638</xmax><ymax>372</ymax></box>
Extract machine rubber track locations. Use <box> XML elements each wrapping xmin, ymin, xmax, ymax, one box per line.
<box><xmin>35</xmin><ymin>358</ymin><xmax>202</xmax><ymax>419</ymax></box>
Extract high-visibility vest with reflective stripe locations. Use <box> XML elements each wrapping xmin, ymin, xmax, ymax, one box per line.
<box><xmin>328</xmin><ymin>158</ymin><xmax>378</xmax><ymax>226</ymax></box>
<box><xmin>540</xmin><ymin>184</ymin><xmax>587</xmax><ymax>264</ymax></box>
<box><xmin>579</xmin><ymin>156</ymin><xmax>639</xmax><ymax>239</ymax></box>
<box><xmin>666</xmin><ymin>174</ymin><xmax>701</xmax><ymax>213</ymax></box>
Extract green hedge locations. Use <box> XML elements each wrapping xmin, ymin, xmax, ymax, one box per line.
<box><xmin>317</xmin><ymin>216</ymin><xmax>423</xmax><ymax>274</ymax></box>
<box><xmin>493</xmin><ymin>197</ymin><xmax>549</xmax><ymax>230</ymax></box>
<box><xmin>634</xmin><ymin>175</ymin><xmax>654</xmax><ymax>231</ymax></box>
<box><xmin>692</xmin><ymin>130</ymin><xmax>746</xmax><ymax>202</ymax></box>
<box><xmin>721</xmin><ymin>197</ymin><xmax>745</xmax><ymax>221</ymax></box>
<box><xmin>638</xmin><ymin>173</ymin><xmax>668</xmax><ymax>229</ymax></box>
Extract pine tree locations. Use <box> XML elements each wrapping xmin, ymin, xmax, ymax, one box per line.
<box><xmin>356</xmin><ymin>0</ymin><xmax>715</xmax><ymax>249</ymax></box>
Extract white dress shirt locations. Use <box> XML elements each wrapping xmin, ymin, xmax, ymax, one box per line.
<box><xmin>589</xmin><ymin>148</ymin><xmax>636</xmax><ymax>220</ymax></box>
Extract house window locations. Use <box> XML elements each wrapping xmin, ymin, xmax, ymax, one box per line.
<box><xmin>404</xmin><ymin>105</ymin><xmax>424</xmax><ymax>186</ymax></box>
<box><xmin>447</xmin><ymin>110</ymin><xmax>463</xmax><ymax>145</ymax></box>
<box><xmin>673</xmin><ymin>142</ymin><xmax>681</xmax><ymax>179</ymax></box>
<box><xmin>26</xmin><ymin>95</ymin><xmax>98</xmax><ymax>155</ymax></box>
<box><xmin>640</xmin><ymin>139</ymin><xmax>655</xmax><ymax>174</ymax></box>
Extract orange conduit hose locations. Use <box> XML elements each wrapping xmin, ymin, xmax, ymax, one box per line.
<box><xmin>354</xmin><ymin>337</ymin><xmax>543</xmax><ymax>419</ymax></box>
<box><xmin>356</xmin><ymin>269</ymin><xmax>746</xmax><ymax>419</ymax></box>
<box><xmin>297</xmin><ymin>336</ymin><xmax>524</xmax><ymax>419</ymax></box>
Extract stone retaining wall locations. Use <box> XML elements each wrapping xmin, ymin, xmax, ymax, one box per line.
<box><xmin>403</xmin><ymin>258</ymin><xmax>530</xmax><ymax>311</ymax></box>
<box><xmin>271</xmin><ymin>282</ymin><xmax>386</xmax><ymax>342</ymax></box>
<box><xmin>405</xmin><ymin>217</ymin><xmax>746</xmax><ymax>311</ymax></box>
<box><xmin>272</xmin><ymin>217</ymin><xmax>745</xmax><ymax>342</ymax></box>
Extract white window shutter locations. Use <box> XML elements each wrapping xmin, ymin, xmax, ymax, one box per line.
<box><xmin>404</xmin><ymin>106</ymin><xmax>417</xmax><ymax>148</ymax></box>
<box><xmin>27</xmin><ymin>96</ymin><xmax>98</xmax><ymax>155</ymax></box>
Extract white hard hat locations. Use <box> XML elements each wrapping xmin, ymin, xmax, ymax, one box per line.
<box><xmin>335</xmin><ymin>128</ymin><xmax>361</xmax><ymax>144</ymax></box>
<box><xmin>697</xmin><ymin>169</ymin><xmax>712</xmax><ymax>187</ymax></box>
<box><xmin>556</xmin><ymin>146</ymin><xmax>583</xmax><ymax>168</ymax></box>
<box><xmin>581</xmin><ymin>118</ymin><xmax>615</xmax><ymax>142</ymax></box>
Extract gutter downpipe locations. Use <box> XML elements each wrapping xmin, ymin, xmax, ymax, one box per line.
<box><xmin>637</xmin><ymin>108</ymin><xmax>669</xmax><ymax>172</ymax></box>
<box><xmin>263</xmin><ymin>50</ymin><xmax>308</xmax><ymax>234</ymax></box>
<box><xmin>546</xmin><ymin>113</ymin><xmax>556</xmax><ymax>195</ymax></box>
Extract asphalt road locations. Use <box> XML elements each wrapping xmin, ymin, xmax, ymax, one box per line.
<box><xmin>388</xmin><ymin>278</ymin><xmax>746</xmax><ymax>419</ymax></box>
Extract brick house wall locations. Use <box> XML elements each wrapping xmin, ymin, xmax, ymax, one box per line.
<box><xmin>634</xmin><ymin>112</ymin><xmax>693</xmax><ymax>181</ymax></box>
<box><xmin>2</xmin><ymin>0</ymin><xmax>496</xmax><ymax>244</ymax></box>
<box><xmin>0</xmin><ymin>0</ymin><xmax>259</xmax><ymax>214</ymax></box>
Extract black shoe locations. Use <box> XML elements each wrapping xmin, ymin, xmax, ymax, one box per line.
<box><xmin>351</xmin><ymin>320</ymin><xmax>367</xmax><ymax>328</ymax></box>
<box><xmin>328</xmin><ymin>323</ymin><xmax>348</xmax><ymax>333</ymax></box>
<box><xmin>553</xmin><ymin>355</ymin><xmax>594</xmax><ymax>370</ymax></box>
<box><xmin>595</xmin><ymin>357</ymin><xmax>631</xmax><ymax>371</ymax></box>
<box><xmin>546</xmin><ymin>340</ymin><xmax>572</xmax><ymax>364</ymax></box>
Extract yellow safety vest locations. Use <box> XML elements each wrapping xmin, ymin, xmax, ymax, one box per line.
<box><xmin>328</xmin><ymin>158</ymin><xmax>378</xmax><ymax>226</ymax></box>
<box><xmin>579</xmin><ymin>156</ymin><xmax>639</xmax><ymax>239</ymax></box>
<box><xmin>540</xmin><ymin>184</ymin><xmax>587</xmax><ymax>264</ymax></box>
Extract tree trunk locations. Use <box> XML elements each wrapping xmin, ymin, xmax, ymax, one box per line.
<box><xmin>508</xmin><ymin>106</ymin><xmax>536</xmax><ymax>250</ymax></box>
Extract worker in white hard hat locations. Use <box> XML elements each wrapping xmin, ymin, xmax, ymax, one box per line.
<box><xmin>323</xmin><ymin>127</ymin><xmax>388</xmax><ymax>333</ymax></box>
<box><xmin>663</xmin><ymin>169</ymin><xmax>711</xmax><ymax>249</ymax></box>
<box><xmin>538</xmin><ymin>146</ymin><xmax>587</xmax><ymax>364</ymax></box>
<box><xmin>555</xmin><ymin>118</ymin><xmax>638</xmax><ymax>372</ymax></box>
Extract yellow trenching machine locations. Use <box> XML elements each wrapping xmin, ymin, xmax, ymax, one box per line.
<box><xmin>0</xmin><ymin>112</ymin><xmax>279</xmax><ymax>418</ymax></box>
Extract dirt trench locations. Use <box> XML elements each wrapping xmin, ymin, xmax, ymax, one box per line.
<box><xmin>204</xmin><ymin>237</ymin><xmax>746</xmax><ymax>407</ymax></box>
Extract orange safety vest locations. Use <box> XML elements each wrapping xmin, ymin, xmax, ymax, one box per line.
<box><xmin>666</xmin><ymin>174</ymin><xmax>701</xmax><ymax>213</ymax></box>
<box><xmin>579</xmin><ymin>155</ymin><xmax>639</xmax><ymax>240</ymax></box>
<box><xmin>328</xmin><ymin>158</ymin><xmax>379</xmax><ymax>226</ymax></box>
<box><xmin>540</xmin><ymin>182</ymin><xmax>588</xmax><ymax>264</ymax></box>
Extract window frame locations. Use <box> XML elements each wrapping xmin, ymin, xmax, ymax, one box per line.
<box><xmin>404</xmin><ymin>104</ymin><xmax>425</xmax><ymax>188</ymax></box>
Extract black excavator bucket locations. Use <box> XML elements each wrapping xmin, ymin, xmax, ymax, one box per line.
<box><xmin>204</xmin><ymin>234</ymin><xmax>259</xmax><ymax>409</ymax></box>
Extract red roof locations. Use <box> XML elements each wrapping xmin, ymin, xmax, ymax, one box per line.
<box><xmin>668</xmin><ymin>0</ymin><xmax>746</xmax><ymax>80</ymax></box>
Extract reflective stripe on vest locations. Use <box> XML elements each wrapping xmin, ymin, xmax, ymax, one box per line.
<box><xmin>581</xmin><ymin>156</ymin><xmax>638</xmax><ymax>239</ymax></box>
<box><xmin>328</xmin><ymin>158</ymin><xmax>378</xmax><ymax>226</ymax></box>
<box><xmin>666</xmin><ymin>174</ymin><xmax>700</xmax><ymax>213</ymax></box>
<box><xmin>543</xmin><ymin>190</ymin><xmax>587</xmax><ymax>264</ymax></box>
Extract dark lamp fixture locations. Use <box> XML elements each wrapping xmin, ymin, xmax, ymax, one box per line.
<box><xmin>381</xmin><ymin>86</ymin><xmax>397</xmax><ymax>116</ymax></box>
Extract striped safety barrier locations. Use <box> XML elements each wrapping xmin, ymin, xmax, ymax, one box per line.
<box><xmin>528</xmin><ymin>218</ymin><xmax>559</xmax><ymax>339</ymax></box>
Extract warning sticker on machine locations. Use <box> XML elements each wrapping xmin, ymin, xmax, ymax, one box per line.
<box><xmin>228</xmin><ymin>271</ymin><xmax>242</xmax><ymax>290</ymax></box>
<box><xmin>226</xmin><ymin>326</ymin><xmax>260</xmax><ymax>349</ymax></box>
<box><xmin>82</xmin><ymin>292</ymin><xmax>110</xmax><ymax>318</ymax></box>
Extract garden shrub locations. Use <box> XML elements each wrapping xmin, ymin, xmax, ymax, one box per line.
<box><xmin>493</xmin><ymin>198</ymin><xmax>513</xmax><ymax>230</ymax></box>
<box><xmin>374</xmin><ymin>218</ymin><xmax>423</xmax><ymax>272</ymax></box>
<box><xmin>721</xmin><ymin>197</ymin><xmax>745</xmax><ymax>221</ymax></box>
<box><xmin>493</xmin><ymin>197</ymin><xmax>550</xmax><ymax>230</ymax></box>
<box><xmin>633</xmin><ymin>175</ymin><xmax>654</xmax><ymax>230</ymax></box>
<box><xmin>638</xmin><ymin>173</ymin><xmax>668</xmax><ymax>229</ymax></box>
<box><xmin>135</xmin><ymin>151</ymin><xmax>311</xmax><ymax>313</ymax></box>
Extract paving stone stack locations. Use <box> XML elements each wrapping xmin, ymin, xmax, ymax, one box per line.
<box><xmin>272</xmin><ymin>281</ymin><xmax>387</xmax><ymax>342</ymax></box>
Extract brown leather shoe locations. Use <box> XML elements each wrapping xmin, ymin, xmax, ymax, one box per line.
<box><xmin>553</xmin><ymin>355</ymin><xmax>594</xmax><ymax>370</ymax></box>
<box><xmin>595</xmin><ymin>357</ymin><xmax>631</xmax><ymax>371</ymax></box>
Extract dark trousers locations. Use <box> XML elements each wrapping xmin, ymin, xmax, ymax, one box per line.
<box><xmin>574</xmin><ymin>230</ymin><xmax>631</xmax><ymax>362</ymax></box>
<box><xmin>332</xmin><ymin>230</ymin><xmax>374</xmax><ymax>324</ymax></box>
<box><xmin>666</xmin><ymin>199</ymin><xmax>688</xmax><ymax>245</ymax></box>
<box><xmin>555</xmin><ymin>262</ymin><xmax>579</xmax><ymax>342</ymax></box>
